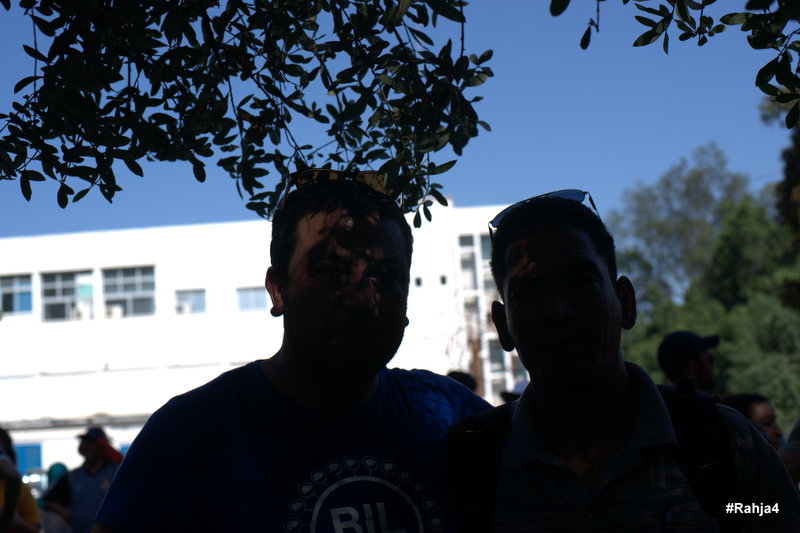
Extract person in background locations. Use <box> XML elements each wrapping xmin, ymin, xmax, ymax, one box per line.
<box><xmin>447</xmin><ymin>370</ymin><xmax>478</xmax><ymax>392</ymax></box>
<box><xmin>38</xmin><ymin>463</ymin><xmax>71</xmax><ymax>533</ymax></box>
<box><xmin>657</xmin><ymin>330</ymin><xmax>719</xmax><ymax>394</ymax></box>
<box><xmin>723</xmin><ymin>393</ymin><xmax>784</xmax><ymax>452</ymax></box>
<box><xmin>44</xmin><ymin>427</ymin><xmax>121</xmax><ymax>533</ymax></box>
<box><xmin>0</xmin><ymin>428</ymin><xmax>41</xmax><ymax>533</ymax></box>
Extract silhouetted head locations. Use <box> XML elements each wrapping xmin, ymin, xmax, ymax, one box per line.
<box><xmin>266</xmin><ymin>176</ymin><xmax>414</xmax><ymax>384</ymax></box>
<box><xmin>490</xmin><ymin>194</ymin><xmax>616</xmax><ymax>298</ymax></box>
<box><xmin>657</xmin><ymin>330</ymin><xmax>718</xmax><ymax>391</ymax></box>
<box><xmin>488</xmin><ymin>192</ymin><xmax>635</xmax><ymax>387</ymax></box>
<box><xmin>723</xmin><ymin>393</ymin><xmax>782</xmax><ymax>451</ymax></box>
<box><xmin>270</xmin><ymin>178</ymin><xmax>412</xmax><ymax>279</ymax></box>
<box><xmin>447</xmin><ymin>370</ymin><xmax>477</xmax><ymax>392</ymax></box>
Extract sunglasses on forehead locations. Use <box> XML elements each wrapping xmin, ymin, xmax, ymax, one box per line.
<box><xmin>279</xmin><ymin>168</ymin><xmax>402</xmax><ymax>210</ymax></box>
<box><xmin>488</xmin><ymin>189</ymin><xmax>601</xmax><ymax>239</ymax></box>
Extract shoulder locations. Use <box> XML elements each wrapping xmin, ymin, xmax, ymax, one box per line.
<box><xmin>382</xmin><ymin>368</ymin><xmax>492</xmax><ymax>418</ymax></box>
<box><xmin>148</xmin><ymin>361</ymin><xmax>264</xmax><ymax>424</ymax></box>
<box><xmin>715</xmin><ymin>403</ymin><xmax>772</xmax><ymax>459</ymax></box>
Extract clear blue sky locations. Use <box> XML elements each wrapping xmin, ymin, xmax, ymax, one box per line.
<box><xmin>0</xmin><ymin>1</ymin><xmax>790</xmax><ymax>237</ymax></box>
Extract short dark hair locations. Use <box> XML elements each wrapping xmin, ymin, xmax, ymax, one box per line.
<box><xmin>722</xmin><ymin>393</ymin><xmax>770</xmax><ymax>420</ymax></box>
<box><xmin>490</xmin><ymin>197</ymin><xmax>617</xmax><ymax>297</ymax></box>
<box><xmin>270</xmin><ymin>180</ymin><xmax>413</xmax><ymax>277</ymax></box>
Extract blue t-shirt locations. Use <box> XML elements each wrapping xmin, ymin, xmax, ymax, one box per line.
<box><xmin>96</xmin><ymin>362</ymin><xmax>489</xmax><ymax>532</ymax></box>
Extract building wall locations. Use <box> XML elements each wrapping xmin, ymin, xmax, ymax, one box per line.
<box><xmin>0</xmin><ymin>203</ymin><xmax>524</xmax><ymax>472</ymax></box>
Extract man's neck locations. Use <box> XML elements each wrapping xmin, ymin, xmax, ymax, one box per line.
<box><xmin>531</xmin><ymin>362</ymin><xmax>636</xmax><ymax>484</ymax></box>
<box><xmin>260</xmin><ymin>350</ymin><xmax>379</xmax><ymax>412</ymax></box>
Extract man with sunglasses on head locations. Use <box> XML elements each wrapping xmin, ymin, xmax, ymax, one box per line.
<box><xmin>448</xmin><ymin>191</ymin><xmax>800</xmax><ymax>532</ymax></box>
<box><xmin>92</xmin><ymin>171</ymin><xmax>489</xmax><ymax>533</ymax></box>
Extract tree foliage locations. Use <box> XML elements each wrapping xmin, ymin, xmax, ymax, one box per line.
<box><xmin>617</xmin><ymin>142</ymin><xmax>800</xmax><ymax>430</ymax></box>
<box><xmin>0</xmin><ymin>0</ymin><xmax>492</xmax><ymax>223</ymax></box>
<box><xmin>608</xmin><ymin>143</ymin><xmax>747</xmax><ymax>300</ymax></box>
<box><xmin>554</xmin><ymin>0</ymin><xmax>800</xmax><ymax>129</ymax></box>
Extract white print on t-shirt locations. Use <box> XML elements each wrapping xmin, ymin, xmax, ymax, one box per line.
<box><xmin>283</xmin><ymin>456</ymin><xmax>443</xmax><ymax>533</ymax></box>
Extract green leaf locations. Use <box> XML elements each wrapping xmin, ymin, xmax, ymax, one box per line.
<box><xmin>13</xmin><ymin>75</ymin><xmax>40</xmax><ymax>94</ymax></box>
<box><xmin>756</xmin><ymin>56</ymin><xmax>779</xmax><ymax>86</ymax></box>
<box><xmin>20</xmin><ymin>176</ymin><xmax>32</xmax><ymax>201</ymax></box>
<box><xmin>23</xmin><ymin>44</ymin><xmax>47</xmax><ymax>62</ymax></box>
<box><xmin>675</xmin><ymin>0</ymin><xmax>689</xmax><ymax>23</ymax></box>
<box><xmin>430</xmin><ymin>186</ymin><xmax>448</xmax><ymax>206</ymax></box>
<box><xmin>633</xmin><ymin>29</ymin><xmax>660</xmax><ymax>47</ymax></box>
<box><xmin>663</xmin><ymin>31</ymin><xmax>669</xmax><ymax>54</ymax></box>
<box><xmin>549</xmin><ymin>0</ymin><xmax>570</xmax><ymax>16</ymax></box>
<box><xmin>786</xmin><ymin>102</ymin><xmax>799</xmax><ymax>129</ymax></box>
<box><xmin>635</xmin><ymin>16</ymin><xmax>657</xmax><ymax>28</ymax></box>
<box><xmin>124</xmin><ymin>159</ymin><xmax>144</xmax><ymax>177</ymax></box>
<box><xmin>57</xmin><ymin>182</ymin><xmax>74</xmax><ymax>208</ymax></box>
<box><xmin>580</xmin><ymin>26</ymin><xmax>591</xmax><ymax>50</ymax></box>
<box><xmin>409</xmin><ymin>27</ymin><xmax>434</xmax><ymax>46</ymax></box>
<box><xmin>413</xmin><ymin>210</ymin><xmax>421</xmax><ymax>228</ymax></box>
<box><xmin>73</xmin><ymin>188</ymin><xmax>91</xmax><ymax>202</ymax></box>
<box><xmin>430</xmin><ymin>159</ymin><xmax>456</xmax><ymax>175</ymax></box>
<box><xmin>426</xmin><ymin>0</ymin><xmax>465</xmax><ymax>22</ymax></box>
<box><xmin>192</xmin><ymin>161</ymin><xmax>206</xmax><ymax>182</ymax></box>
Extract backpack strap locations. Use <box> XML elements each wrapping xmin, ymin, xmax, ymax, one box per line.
<box><xmin>447</xmin><ymin>402</ymin><xmax>512</xmax><ymax>533</ymax></box>
<box><xmin>658</xmin><ymin>380</ymin><xmax>741</xmax><ymax>532</ymax></box>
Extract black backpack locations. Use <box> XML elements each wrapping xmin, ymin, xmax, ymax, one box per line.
<box><xmin>447</xmin><ymin>379</ymin><xmax>741</xmax><ymax>533</ymax></box>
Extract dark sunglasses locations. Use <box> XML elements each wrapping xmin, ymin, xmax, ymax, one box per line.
<box><xmin>488</xmin><ymin>189</ymin><xmax>601</xmax><ymax>239</ymax></box>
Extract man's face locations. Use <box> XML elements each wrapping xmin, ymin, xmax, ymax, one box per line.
<box><xmin>78</xmin><ymin>438</ymin><xmax>100</xmax><ymax>460</ymax></box>
<box><xmin>492</xmin><ymin>224</ymin><xmax>635</xmax><ymax>385</ymax></box>
<box><xmin>694</xmin><ymin>349</ymin><xmax>716</xmax><ymax>391</ymax></box>
<box><xmin>268</xmin><ymin>208</ymin><xmax>410</xmax><ymax>382</ymax></box>
<box><xmin>750</xmin><ymin>401</ymin><xmax>783</xmax><ymax>452</ymax></box>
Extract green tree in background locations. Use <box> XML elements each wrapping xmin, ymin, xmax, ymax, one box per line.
<box><xmin>615</xmin><ymin>141</ymin><xmax>800</xmax><ymax>430</ymax></box>
<box><xmin>608</xmin><ymin>143</ymin><xmax>747</xmax><ymax>300</ymax></box>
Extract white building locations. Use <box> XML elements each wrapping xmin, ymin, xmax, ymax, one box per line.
<box><xmin>0</xmin><ymin>202</ymin><xmax>525</xmax><ymax>481</ymax></box>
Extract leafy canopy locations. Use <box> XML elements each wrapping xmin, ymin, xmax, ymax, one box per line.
<box><xmin>0</xmin><ymin>0</ymin><xmax>493</xmax><ymax>226</ymax></box>
<box><xmin>554</xmin><ymin>0</ymin><xmax>800</xmax><ymax>128</ymax></box>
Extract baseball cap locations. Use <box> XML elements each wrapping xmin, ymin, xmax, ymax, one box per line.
<box><xmin>658</xmin><ymin>331</ymin><xmax>719</xmax><ymax>361</ymax></box>
<box><xmin>78</xmin><ymin>427</ymin><xmax>108</xmax><ymax>442</ymax></box>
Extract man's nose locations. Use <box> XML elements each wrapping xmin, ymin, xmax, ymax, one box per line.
<box><xmin>342</xmin><ymin>269</ymin><xmax>379</xmax><ymax>317</ymax></box>
<box><xmin>539</xmin><ymin>282</ymin><xmax>571</xmax><ymax>319</ymax></box>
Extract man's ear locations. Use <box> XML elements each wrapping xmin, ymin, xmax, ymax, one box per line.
<box><xmin>615</xmin><ymin>275</ymin><xmax>637</xmax><ymax>330</ymax></box>
<box><xmin>265</xmin><ymin>267</ymin><xmax>285</xmax><ymax>317</ymax></box>
<box><xmin>491</xmin><ymin>300</ymin><xmax>515</xmax><ymax>351</ymax></box>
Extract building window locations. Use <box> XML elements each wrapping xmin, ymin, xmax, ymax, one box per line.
<box><xmin>480</xmin><ymin>233</ymin><xmax>492</xmax><ymax>266</ymax></box>
<box><xmin>42</xmin><ymin>271</ymin><xmax>93</xmax><ymax>321</ymax></box>
<box><xmin>237</xmin><ymin>287</ymin><xmax>267</xmax><ymax>311</ymax></box>
<box><xmin>103</xmin><ymin>266</ymin><xmax>155</xmax><ymax>317</ymax></box>
<box><xmin>0</xmin><ymin>275</ymin><xmax>32</xmax><ymax>315</ymax></box>
<box><xmin>14</xmin><ymin>444</ymin><xmax>41</xmax><ymax>477</ymax></box>
<box><xmin>489</xmin><ymin>339</ymin><xmax>506</xmax><ymax>373</ymax></box>
<box><xmin>175</xmin><ymin>289</ymin><xmax>206</xmax><ymax>314</ymax></box>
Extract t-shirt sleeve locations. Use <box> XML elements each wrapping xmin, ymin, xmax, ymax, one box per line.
<box><xmin>94</xmin><ymin>396</ymin><xmax>206</xmax><ymax>533</ymax></box>
<box><xmin>17</xmin><ymin>484</ymin><xmax>41</xmax><ymax>525</ymax></box>
<box><xmin>719</xmin><ymin>405</ymin><xmax>800</xmax><ymax>532</ymax></box>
